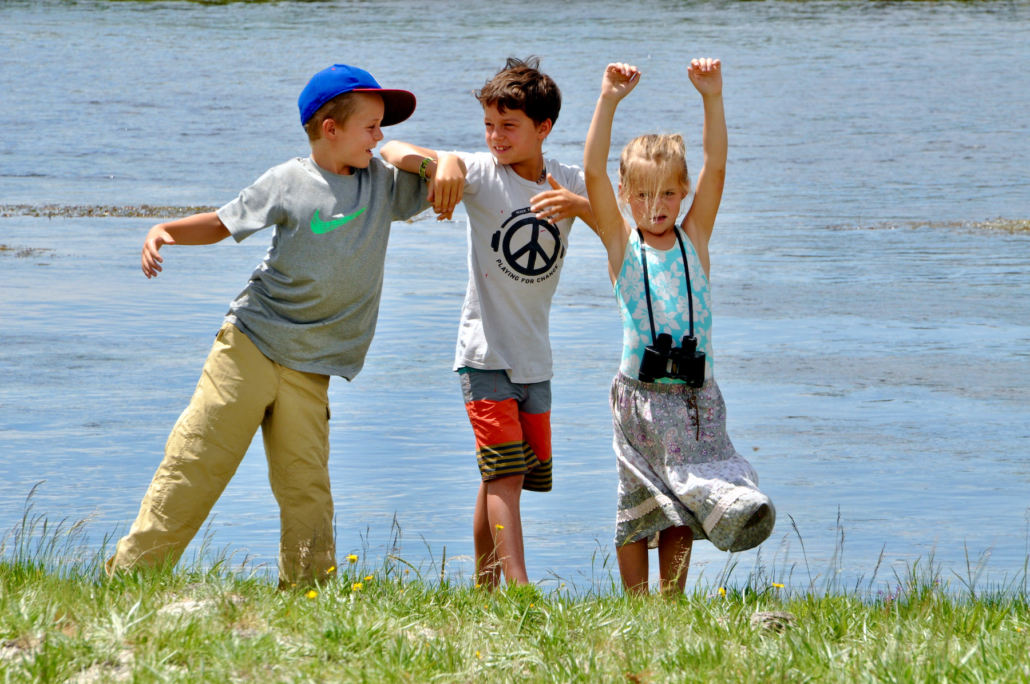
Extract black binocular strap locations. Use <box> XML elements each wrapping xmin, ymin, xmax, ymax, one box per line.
<box><xmin>637</xmin><ymin>229</ymin><xmax>659</xmax><ymax>346</ymax></box>
<box><xmin>636</xmin><ymin>226</ymin><xmax>696</xmax><ymax>345</ymax></box>
<box><xmin>674</xmin><ymin>227</ymin><xmax>696</xmax><ymax>340</ymax></box>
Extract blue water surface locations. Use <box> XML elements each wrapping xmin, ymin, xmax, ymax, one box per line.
<box><xmin>1</xmin><ymin>0</ymin><xmax>1029</xmax><ymax>591</ymax></box>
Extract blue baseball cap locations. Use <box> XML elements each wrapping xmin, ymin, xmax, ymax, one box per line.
<box><xmin>299</xmin><ymin>64</ymin><xmax>416</xmax><ymax>127</ymax></box>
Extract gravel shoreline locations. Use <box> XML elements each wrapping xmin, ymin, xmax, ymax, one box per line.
<box><xmin>3</xmin><ymin>205</ymin><xmax>1026</xmax><ymax>233</ymax></box>
<box><xmin>0</xmin><ymin>204</ymin><xmax>218</xmax><ymax>219</ymax></box>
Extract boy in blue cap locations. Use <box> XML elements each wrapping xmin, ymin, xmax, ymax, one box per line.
<box><xmin>108</xmin><ymin>65</ymin><xmax>437</xmax><ymax>587</ymax></box>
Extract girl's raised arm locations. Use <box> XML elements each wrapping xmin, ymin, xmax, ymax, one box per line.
<box><xmin>682</xmin><ymin>58</ymin><xmax>727</xmax><ymax>276</ymax></box>
<box><xmin>584</xmin><ymin>63</ymin><xmax>640</xmax><ymax>282</ymax></box>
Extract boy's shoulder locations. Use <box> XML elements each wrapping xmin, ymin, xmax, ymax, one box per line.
<box><xmin>277</xmin><ymin>155</ymin><xmax>388</xmax><ymax>175</ymax></box>
<box><xmin>246</xmin><ymin>156</ymin><xmax>318</xmax><ymax>190</ymax></box>
<box><xmin>235</xmin><ymin>157</ymin><xmax>414</xmax><ymax>215</ymax></box>
<box><xmin>452</xmin><ymin>150</ymin><xmax>496</xmax><ymax>170</ymax></box>
<box><xmin>267</xmin><ymin>156</ymin><xmax>312</xmax><ymax>175</ymax></box>
<box><xmin>455</xmin><ymin>151</ymin><xmax>584</xmax><ymax>187</ymax></box>
<box><xmin>260</xmin><ymin>156</ymin><xmax>405</xmax><ymax>187</ymax></box>
<box><xmin>367</xmin><ymin>156</ymin><xmax>416</xmax><ymax>180</ymax></box>
<box><xmin>544</xmin><ymin>157</ymin><xmax>586</xmax><ymax>185</ymax></box>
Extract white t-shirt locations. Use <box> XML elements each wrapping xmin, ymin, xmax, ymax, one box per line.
<box><xmin>452</xmin><ymin>151</ymin><xmax>588</xmax><ymax>383</ymax></box>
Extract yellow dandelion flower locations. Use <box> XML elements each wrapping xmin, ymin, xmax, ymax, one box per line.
<box><xmin>495</xmin><ymin>524</ymin><xmax>504</xmax><ymax>530</ymax></box>
<box><xmin>364</xmin><ymin>575</ymin><xmax>373</xmax><ymax>581</ymax></box>
<box><xmin>404</xmin><ymin>569</ymin><xmax>410</xmax><ymax>574</ymax></box>
<box><xmin>475</xmin><ymin>583</ymin><xmax>482</xmax><ymax>588</ymax></box>
<box><xmin>718</xmin><ymin>587</ymin><xmax>726</xmax><ymax>597</ymax></box>
<box><xmin>347</xmin><ymin>554</ymin><xmax>359</xmax><ymax>563</ymax></box>
<box><xmin>327</xmin><ymin>566</ymin><xmax>336</xmax><ymax>574</ymax></box>
<box><xmin>306</xmin><ymin>590</ymin><xmax>318</xmax><ymax>599</ymax></box>
<box><xmin>529</xmin><ymin>604</ymin><xmax>534</xmax><ymax>608</ymax></box>
<box><xmin>772</xmin><ymin>583</ymin><xmax>784</xmax><ymax>589</ymax></box>
<box><xmin>475</xmin><ymin>650</ymin><xmax>482</xmax><ymax>659</ymax></box>
<box><xmin>352</xmin><ymin>582</ymin><xmax>363</xmax><ymax>591</ymax></box>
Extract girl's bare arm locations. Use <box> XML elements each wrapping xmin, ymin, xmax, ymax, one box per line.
<box><xmin>584</xmin><ymin>63</ymin><xmax>640</xmax><ymax>283</ymax></box>
<box><xmin>682</xmin><ymin>58</ymin><xmax>726</xmax><ymax>277</ymax></box>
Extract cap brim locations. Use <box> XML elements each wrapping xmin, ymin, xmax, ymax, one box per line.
<box><xmin>354</xmin><ymin>88</ymin><xmax>416</xmax><ymax>127</ymax></box>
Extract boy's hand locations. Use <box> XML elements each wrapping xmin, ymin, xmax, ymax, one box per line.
<box><xmin>687</xmin><ymin>58</ymin><xmax>722</xmax><ymax>98</ymax></box>
<box><xmin>531</xmin><ymin>174</ymin><xmax>590</xmax><ymax>225</ymax></box>
<box><xmin>141</xmin><ymin>224</ymin><xmax>175</xmax><ymax>278</ymax></box>
<box><xmin>600</xmin><ymin>62</ymin><xmax>641</xmax><ymax>102</ymax></box>
<box><xmin>428</xmin><ymin>153</ymin><xmax>465</xmax><ymax>221</ymax></box>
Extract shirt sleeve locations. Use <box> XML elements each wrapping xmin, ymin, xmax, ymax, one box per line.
<box><xmin>451</xmin><ymin>151</ymin><xmax>483</xmax><ymax>196</ymax></box>
<box><xmin>564</xmin><ymin>163</ymin><xmax>588</xmax><ymax>198</ymax></box>
<box><xmin>217</xmin><ymin>167</ymin><xmax>285</xmax><ymax>243</ymax></box>
<box><xmin>387</xmin><ymin>163</ymin><xmax>433</xmax><ymax>221</ymax></box>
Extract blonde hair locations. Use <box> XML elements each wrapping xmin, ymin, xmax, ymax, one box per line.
<box><xmin>303</xmin><ymin>92</ymin><xmax>361</xmax><ymax>142</ymax></box>
<box><xmin>618</xmin><ymin>134</ymin><xmax>691</xmax><ymax>218</ymax></box>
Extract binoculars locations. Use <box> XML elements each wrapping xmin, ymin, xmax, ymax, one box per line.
<box><xmin>638</xmin><ymin>333</ymin><xmax>706</xmax><ymax>388</ymax></box>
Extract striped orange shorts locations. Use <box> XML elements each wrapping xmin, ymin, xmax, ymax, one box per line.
<box><xmin>459</xmin><ymin>368</ymin><xmax>552</xmax><ymax>492</ymax></box>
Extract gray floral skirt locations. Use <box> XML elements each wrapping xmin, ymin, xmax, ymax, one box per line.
<box><xmin>611</xmin><ymin>373</ymin><xmax>775</xmax><ymax>552</ymax></box>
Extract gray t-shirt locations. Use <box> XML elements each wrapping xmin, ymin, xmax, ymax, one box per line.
<box><xmin>217</xmin><ymin>156</ymin><xmax>430</xmax><ymax>379</ymax></box>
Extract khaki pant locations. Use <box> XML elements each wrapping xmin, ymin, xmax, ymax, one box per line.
<box><xmin>107</xmin><ymin>323</ymin><xmax>336</xmax><ymax>585</ymax></box>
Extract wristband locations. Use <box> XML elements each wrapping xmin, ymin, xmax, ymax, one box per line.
<box><xmin>418</xmin><ymin>157</ymin><xmax>435</xmax><ymax>181</ymax></box>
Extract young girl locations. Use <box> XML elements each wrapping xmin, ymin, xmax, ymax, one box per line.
<box><xmin>577</xmin><ymin>60</ymin><xmax>775</xmax><ymax>595</ymax></box>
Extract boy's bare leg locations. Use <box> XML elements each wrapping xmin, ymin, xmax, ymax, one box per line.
<box><xmin>617</xmin><ymin>538</ymin><xmax>649</xmax><ymax>595</ymax></box>
<box><xmin>657</xmin><ymin>526</ymin><xmax>694</xmax><ymax>596</ymax></box>
<box><xmin>473</xmin><ymin>482</ymin><xmax>501</xmax><ymax>589</ymax></box>
<box><xmin>484</xmin><ymin>474</ymin><xmax>529</xmax><ymax>585</ymax></box>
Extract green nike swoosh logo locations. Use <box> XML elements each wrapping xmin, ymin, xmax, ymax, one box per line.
<box><xmin>310</xmin><ymin>207</ymin><xmax>366</xmax><ymax>234</ymax></box>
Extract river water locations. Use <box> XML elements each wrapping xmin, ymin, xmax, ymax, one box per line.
<box><xmin>1</xmin><ymin>0</ymin><xmax>1029</xmax><ymax>591</ymax></box>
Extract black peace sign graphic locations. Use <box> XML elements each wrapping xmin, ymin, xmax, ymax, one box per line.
<box><xmin>493</xmin><ymin>211</ymin><xmax>565</xmax><ymax>277</ymax></box>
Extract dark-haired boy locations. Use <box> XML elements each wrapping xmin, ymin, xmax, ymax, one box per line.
<box><xmin>109</xmin><ymin>65</ymin><xmax>436</xmax><ymax>587</ymax></box>
<box><xmin>381</xmin><ymin>57</ymin><xmax>595</xmax><ymax>587</ymax></box>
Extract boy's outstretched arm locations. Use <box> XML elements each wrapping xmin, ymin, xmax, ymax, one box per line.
<box><xmin>529</xmin><ymin>174</ymin><xmax>596</xmax><ymax>231</ymax></box>
<box><xmin>141</xmin><ymin>212</ymin><xmax>230</xmax><ymax>278</ymax></box>
<box><xmin>380</xmin><ymin>141</ymin><xmax>466</xmax><ymax>220</ymax></box>
<box><xmin>584</xmin><ymin>62</ymin><xmax>640</xmax><ymax>282</ymax></box>
<box><xmin>682</xmin><ymin>58</ymin><xmax>726</xmax><ymax>258</ymax></box>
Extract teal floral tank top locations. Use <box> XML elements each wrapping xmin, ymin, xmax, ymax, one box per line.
<box><xmin>614</xmin><ymin>228</ymin><xmax>714</xmax><ymax>383</ymax></box>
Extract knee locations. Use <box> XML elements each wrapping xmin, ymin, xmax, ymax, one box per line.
<box><xmin>486</xmin><ymin>474</ymin><xmax>524</xmax><ymax>496</ymax></box>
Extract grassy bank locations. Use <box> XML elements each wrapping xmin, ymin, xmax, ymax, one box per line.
<box><xmin>1</xmin><ymin>501</ymin><xmax>1028</xmax><ymax>682</ymax></box>
<box><xmin>2</xmin><ymin>544</ymin><xmax>1029</xmax><ymax>682</ymax></box>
